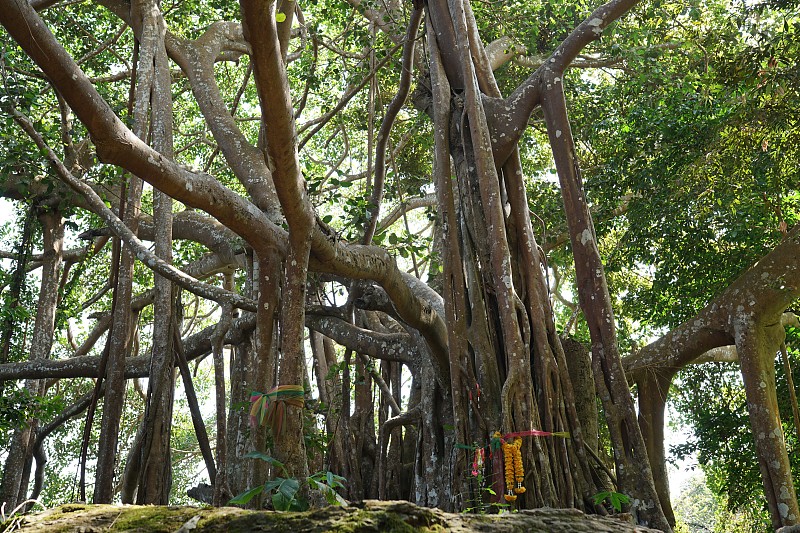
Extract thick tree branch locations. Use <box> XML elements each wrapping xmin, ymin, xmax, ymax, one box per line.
<box><xmin>376</xmin><ymin>193</ymin><xmax>437</xmax><ymax>234</ymax></box>
<box><xmin>0</xmin><ymin>313</ymin><xmax>257</xmax><ymax>381</ymax></box>
<box><xmin>485</xmin><ymin>35</ymin><xmax>681</xmax><ymax>72</ymax></box>
<box><xmin>624</xmin><ymin>225</ymin><xmax>800</xmax><ymax>377</ymax></box>
<box><xmin>168</xmin><ymin>22</ymin><xmax>281</xmax><ymax>219</ymax></box>
<box><xmin>306</xmin><ymin>314</ymin><xmax>417</xmax><ymax>365</ymax></box>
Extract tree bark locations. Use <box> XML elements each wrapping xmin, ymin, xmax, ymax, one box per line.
<box><xmin>540</xmin><ymin>75</ymin><xmax>669</xmax><ymax>531</ymax></box>
<box><xmin>735</xmin><ymin>318</ymin><xmax>799</xmax><ymax>528</ymax></box>
<box><xmin>134</xmin><ymin>0</ymin><xmax>177</xmax><ymax>503</ymax></box>
<box><xmin>240</xmin><ymin>0</ymin><xmax>314</xmax><ymax>481</ymax></box>
<box><xmin>635</xmin><ymin>369</ymin><xmax>676</xmax><ymax>528</ymax></box>
<box><xmin>0</xmin><ymin>208</ymin><xmax>63</xmax><ymax>511</ymax></box>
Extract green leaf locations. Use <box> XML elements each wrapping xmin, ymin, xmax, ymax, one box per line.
<box><xmin>276</xmin><ymin>12</ymin><xmax>287</xmax><ymax>22</ymax></box>
<box><xmin>276</xmin><ymin>477</ymin><xmax>300</xmax><ymax>502</ymax></box>
<box><xmin>244</xmin><ymin>451</ymin><xmax>286</xmax><ymax>470</ymax></box>
<box><xmin>271</xmin><ymin>491</ymin><xmax>293</xmax><ymax>511</ymax></box>
<box><xmin>261</xmin><ymin>477</ymin><xmax>303</xmax><ymax>511</ymax></box>
<box><xmin>610</xmin><ymin>492</ymin><xmax>630</xmax><ymax>512</ymax></box>
<box><xmin>592</xmin><ymin>491</ymin><xmax>631</xmax><ymax>512</ymax></box>
<box><xmin>229</xmin><ymin>485</ymin><xmax>264</xmax><ymax>505</ymax></box>
<box><xmin>262</xmin><ymin>479</ymin><xmax>281</xmax><ymax>492</ymax></box>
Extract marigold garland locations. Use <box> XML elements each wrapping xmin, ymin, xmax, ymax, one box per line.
<box><xmin>500</xmin><ymin>434</ymin><xmax>525</xmax><ymax>502</ymax></box>
<box><xmin>486</xmin><ymin>428</ymin><xmax>566</xmax><ymax>504</ymax></box>
<box><xmin>512</xmin><ymin>437</ymin><xmax>525</xmax><ymax>494</ymax></box>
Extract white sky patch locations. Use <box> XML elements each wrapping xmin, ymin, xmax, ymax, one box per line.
<box><xmin>665</xmin><ymin>404</ymin><xmax>698</xmax><ymax>497</ymax></box>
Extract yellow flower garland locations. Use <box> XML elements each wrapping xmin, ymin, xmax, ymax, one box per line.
<box><xmin>501</xmin><ymin>436</ymin><xmax>525</xmax><ymax>502</ymax></box>
<box><xmin>512</xmin><ymin>437</ymin><xmax>526</xmax><ymax>494</ymax></box>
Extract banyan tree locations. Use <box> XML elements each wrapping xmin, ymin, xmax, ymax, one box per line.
<box><xmin>0</xmin><ymin>0</ymin><xmax>798</xmax><ymax>530</ymax></box>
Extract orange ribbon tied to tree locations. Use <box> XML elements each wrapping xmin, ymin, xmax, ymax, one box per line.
<box><xmin>249</xmin><ymin>385</ymin><xmax>306</xmax><ymax>437</ymax></box>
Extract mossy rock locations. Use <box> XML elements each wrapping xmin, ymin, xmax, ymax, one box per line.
<box><xmin>12</xmin><ymin>500</ymin><xmax>663</xmax><ymax>532</ymax></box>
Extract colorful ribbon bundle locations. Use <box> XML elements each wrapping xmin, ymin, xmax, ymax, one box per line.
<box><xmin>249</xmin><ymin>385</ymin><xmax>305</xmax><ymax>437</ymax></box>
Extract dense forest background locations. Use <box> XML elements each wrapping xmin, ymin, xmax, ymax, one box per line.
<box><xmin>0</xmin><ymin>0</ymin><xmax>798</xmax><ymax>530</ymax></box>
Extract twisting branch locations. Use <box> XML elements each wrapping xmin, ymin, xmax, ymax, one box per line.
<box><xmin>170</xmin><ymin>21</ymin><xmax>280</xmax><ymax>218</ymax></box>
<box><xmin>361</xmin><ymin>6</ymin><xmax>423</xmax><ymax>245</ymax></box>
<box><xmin>0</xmin><ymin>0</ymin><xmax>285</xmax><ymax>250</ymax></box>
<box><xmin>485</xmin><ymin>35</ymin><xmax>681</xmax><ymax>72</ymax></box>
<box><xmin>6</xmin><ymin>107</ymin><xmax>257</xmax><ymax>313</ymax></box>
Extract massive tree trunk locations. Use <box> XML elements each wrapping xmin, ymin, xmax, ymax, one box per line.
<box><xmin>421</xmin><ymin>0</ymin><xmax>669</xmax><ymax>527</ymax></box>
<box><xmin>240</xmin><ymin>0</ymin><xmax>313</xmax><ymax>482</ymax></box>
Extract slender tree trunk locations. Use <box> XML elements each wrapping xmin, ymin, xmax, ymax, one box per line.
<box><xmin>212</xmin><ymin>273</ymin><xmax>234</xmax><ymax>505</ymax></box>
<box><xmin>223</xmin><ymin>253</ymin><xmax>257</xmax><ymax>502</ymax></box>
<box><xmin>226</xmin><ymin>339</ymin><xmax>251</xmax><ymax>498</ymax></box>
<box><xmin>135</xmin><ymin>0</ymin><xmax>176</xmax><ymax>503</ymax></box>
<box><xmin>250</xmin><ymin>251</ymin><xmax>280</xmax><ymax>498</ymax></box>
<box><xmin>359</xmin><ymin>351</ymin><xmax>377</xmax><ymax>498</ymax></box>
<box><xmin>310</xmin><ymin>332</ymin><xmax>345</xmax><ymax>477</ymax></box>
<box><xmin>94</xmin><ymin>0</ymin><xmax>164</xmax><ymax>499</ymax></box>
<box><xmin>636</xmin><ymin>369</ymin><xmax>676</xmax><ymax>527</ymax></box>
<box><xmin>0</xmin><ymin>208</ymin><xmax>63</xmax><ymax>511</ymax></box>
<box><xmin>272</xmin><ymin>241</ymin><xmax>312</xmax><ymax>481</ymax></box>
<box><xmin>540</xmin><ymin>74</ymin><xmax>670</xmax><ymax>531</ymax></box>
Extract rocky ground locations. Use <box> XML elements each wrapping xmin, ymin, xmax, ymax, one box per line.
<box><xmin>7</xmin><ymin>500</ymin><xmax>664</xmax><ymax>532</ymax></box>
